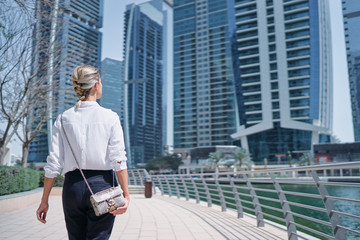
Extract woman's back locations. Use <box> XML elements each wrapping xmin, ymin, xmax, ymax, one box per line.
<box><xmin>61</xmin><ymin>101</ymin><xmax>125</xmax><ymax>173</ymax></box>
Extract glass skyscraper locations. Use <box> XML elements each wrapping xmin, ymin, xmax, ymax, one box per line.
<box><xmin>28</xmin><ymin>0</ymin><xmax>103</xmax><ymax>163</ymax></box>
<box><xmin>342</xmin><ymin>0</ymin><xmax>360</xmax><ymax>141</ymax></box>
<box><xmin>100</xmin><ymin>58</ymin><xmax>124</xmax><ymax>125</ymax></box>
<box><xmin>173</xmin><ymin>0</ymin><xmax>240</xmax><ymax>150</ymax></box>
<box><xmin>123</xmin><ymin>0</ymin><xmax>173</xmax><ymax>167</ymax></box>
<box><xmin>231</xmin><ymin>0</ymin><xmax>333</xmax><ymax>162</ymax></box>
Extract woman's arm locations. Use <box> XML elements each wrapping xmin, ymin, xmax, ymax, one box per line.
<box><xmin>36</xmin><ymin>177</ymin><xmax>56</xmax><ymax>224</ymax></box>
<box><xmin>111</xmin><ymin>169</ymin><xmax>130</xmax><ymax>216</ymax></box>
<box><xmin>36</xmin><ymin>115</ymin><xmax>64</xmax><ymax>223</ymax></box>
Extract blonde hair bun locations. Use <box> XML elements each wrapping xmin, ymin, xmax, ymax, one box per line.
<box><xmin>72</xmin><ymin>65</ymin><xmax>99</xmax><ymax>109</ymax></box>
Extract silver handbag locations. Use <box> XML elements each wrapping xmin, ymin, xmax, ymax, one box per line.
<box><xmin>61</xmin><ymin>115</ymin><xmax>126</xmax><ymax>216</ymax></box>
<box><xmin>90</xmin><ymin>186</ymin><xmax>126</xmax><ymax>216</ymax></box>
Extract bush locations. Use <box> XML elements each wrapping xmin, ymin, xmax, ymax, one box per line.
<box><xmin>38</xmin><ymin>171</ymin><xmax>64</xmax><ymax>187</ymax></box>
<box><xmin>0</xmin><ymin>166</ymin><xmax>39</xmax><ymax>196</ymax></box>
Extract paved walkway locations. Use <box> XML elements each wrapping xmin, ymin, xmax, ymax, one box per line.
<box><xmin>0</xmin><ymin>194</ymin><xmax>289</xmax><ymax>240</ymax></box>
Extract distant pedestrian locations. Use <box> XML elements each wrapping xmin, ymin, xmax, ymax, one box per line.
<box><xmin>36</xmin><ymin>65</ymin><xmax>129</xmax><ymax>240</ymax></box>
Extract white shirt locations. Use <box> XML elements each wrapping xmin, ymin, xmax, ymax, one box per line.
<box><xmin>44</xmin><ymin>101</ymin><xmax>127</xmax><ymax>178</ymax></box>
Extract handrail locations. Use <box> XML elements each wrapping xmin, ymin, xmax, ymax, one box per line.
<box><xmin>129</xmin><ymin>162</ymin><xmax>360</xmax><ymax>239</ymax></box>
<box><xmin>151</xmin><ymin>161</ymin><xmax>360</xmax><ymax>177</ymax></box>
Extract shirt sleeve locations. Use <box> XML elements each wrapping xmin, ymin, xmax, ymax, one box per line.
<box><xmin>108</xmin><ymin>116</ymin><xmax>128</xmax><ymax>171</ymax></box>
<box><xmin>44</xmin><ymin>115</ymin><xmax>64</xmax><ymax>178</ymax></box>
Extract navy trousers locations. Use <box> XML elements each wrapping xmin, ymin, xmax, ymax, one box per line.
<box><xmin>63</xmin><ymin>169</ymin><xmax>116</xmax><ymax>240</ymax></box>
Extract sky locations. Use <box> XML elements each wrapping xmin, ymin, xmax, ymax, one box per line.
<box><xmin>5</xmin><ymin>0</ymin><xmax>355</xmax><ymax>157</ymax></box>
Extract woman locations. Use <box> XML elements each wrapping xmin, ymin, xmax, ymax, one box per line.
<box><xmin>36</xmin><ymin>65</ymin><xmax>129</xmax><ymax>240</ymax></box>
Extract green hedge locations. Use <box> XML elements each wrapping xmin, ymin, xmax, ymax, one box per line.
<box><xmin>0</xmin><ymin>166</ymin><xmax>39</xmax><ymax>196</ymax></box>
<box><xmin>38</xmin><ymin>171</ymin><xmax>64</xmax><ymax>187</ymax></box>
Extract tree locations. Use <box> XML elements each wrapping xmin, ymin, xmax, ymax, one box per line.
<box><xmin>146</xmin><ymin>154</ymin><xmax>183</xmax><ymax>171</ymax></box>
<box><xmin>16</xmin><ymin>104</ymin><xmax>48</xmax><ymax>167</ymax></box>
<box><xmin>0</xmin><ymin>0</ymin><xmax>62</xmax><ymax>165</ymax></box>
<box><xmin>208</xmin><ymin>151</ymin><xmax>223</xmax><ymax>173</ymax></box>
<box><xmin>298</xmin><ymin>152</ymin><xmax>315</xmax><ymax>166</ymax></box>
<box><xmin>234</xmin><ymin>147</ymin><xmax>253</xmax><ymax>170</ymax></box>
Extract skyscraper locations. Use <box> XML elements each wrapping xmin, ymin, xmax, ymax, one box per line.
<box><xmin>100</xmin><ymin>58</ymin><xmax>124</xmax><ymax>125</ymax></box>
<box><xmin>231</xmin><ymin>0</ymin><xmax>333</xmax><ymax>162</ymax></box>
<box><xmin>123</xmin><ymin>0</ymin><xmax>173</xmax><ymax>167</ymax></box>
<box><xmin>173</xmin><ymin>0</ymin><xmax>240</xmax><ymax>150</ymax></box>
<box><xmin>28</xmin><ymin>0</ymin><xmax>103</xmax><ymax>163</ymax></box>
<box><xmin>342</xmin><ymin>0</ymin><xmax>360</xmax><ymax>141</ymax></box>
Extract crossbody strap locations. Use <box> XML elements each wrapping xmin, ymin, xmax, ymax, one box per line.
<box><xmin>60</xmin><ymin>114</ymin><xmax>115</xmax><ymax>195</ymax></box>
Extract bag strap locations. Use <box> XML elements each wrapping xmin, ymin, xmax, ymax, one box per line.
<box><xmin>60</xmin><ymin>114</ymin><xmax>115</xmax><ymax>195</ymax></box>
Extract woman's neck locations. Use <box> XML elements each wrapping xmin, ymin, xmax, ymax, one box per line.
<box><xmin>84</xmin><ymin>95</ymin><xmax>97</xmax><ymax>102</ymax></box>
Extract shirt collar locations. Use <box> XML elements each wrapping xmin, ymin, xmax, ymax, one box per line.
<box><xmin>79</xmin><ymin>101</ymin><xmax>99</xmax><ymax>108</ymax></box>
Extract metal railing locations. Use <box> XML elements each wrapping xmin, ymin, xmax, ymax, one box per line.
<box><xmin>128</xmin><ymin>168</ymin><xmax>151</xmax><ymax>186</ymax></box>
<box><xmin>129</xmin><ymin>162</ymin><xmax>360</xmax><ymax>240</ymax></box>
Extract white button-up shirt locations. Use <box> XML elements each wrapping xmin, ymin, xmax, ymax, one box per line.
<box><xmin>44</xmin><ymin>101</ymin><xmax>127</xmax><ymax>178</ymax></box>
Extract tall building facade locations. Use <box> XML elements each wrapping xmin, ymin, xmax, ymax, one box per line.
<box><xmin>28</xmin><ymin>0</ymin><xmax>103</xmax><ymax>163</ymax></box>
<box><xmin>342</xmin><ymin>0</ymin><xmax>360</xmax><ymax>141</ymax></box>
<box><xmin>100</xmin><ymin>58</ymin><xmax>124</xmax><ymax>124</ymax></box>
<box><xmin>123</xmin><ymin>0</ymin><xmax>173</xmax><ymax>167</ymax></box>
<box><xmin>231</xmin><ymin>0</ymin><xmax>333</xmax><ymax>162</ymax></box>
<box><xmin>173</xmin><ymin>0</ymin><xmax>240</xmax><ymax>150</ymax></box>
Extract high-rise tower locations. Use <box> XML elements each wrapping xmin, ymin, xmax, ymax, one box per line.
<box><xmin>28</xmin><ymin>0</ymin><xmax>103</xmax><ymax>163</ymax></box>
<box><xmin>123</xmin><ymin>0</ymin><xmax>173</xmax><ymax>167</ymax></box>
<box><xmin>342</xmin><ymin>0</ymin><xmax>360</xmax><ymax>141</ymax></box>
<box><xmin>173</xmin><ymin>0</ymin><xmax>240</xmax><ymax>150</ymax></box>
<box><xmin>231</xmin><ymin>0</ymin><xmax>333</xmax><ymax>162</ymax></box>
<box><xmin>100</xmin><ymin>58</ymin><xmax>124</xmax><ymax>125</ymax></box>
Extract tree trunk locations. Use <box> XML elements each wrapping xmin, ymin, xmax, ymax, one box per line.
<box><xmin>21</xmin><ymin>143</ymin><xmax>29</xmax><ymax>168</ymax></box>
<box><xmin>0</xmin><ymin>145</ymin><xmax>9</xmax><ymax>165</ymax></box>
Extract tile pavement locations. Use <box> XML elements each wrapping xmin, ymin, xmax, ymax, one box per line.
<box><xmin>0</xmin><ymin>194</ymin><xmax>289</xmax><ymax>240</ymax></box>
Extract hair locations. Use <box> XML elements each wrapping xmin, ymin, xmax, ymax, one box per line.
<box><xmin>72</xmin><ymin>65</ymin><xmax>100</xmax><ymax>109</ymax></box>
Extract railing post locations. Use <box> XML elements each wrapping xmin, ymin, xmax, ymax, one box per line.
<box><xmin>228</xmin><ymin>175</ymin><xmax>243</xmax><ymax>218</ymax></box>
<box><xmin>157</xmin><ymin>176</ymin><xmax>165</xmax><ymax>196</ymax></box>
<box><xmin>215</xmin><ymin>176</ymin><xmax>226</xmax><ymax>212</ymax></box>
<box><xmin>181</xmin><ymin>177</ymin><xmax>189</xmax><ymax>201</ymax></box>
<box><xmin>202</xmin><ymin>178</ymin><xmax>212</xmax><ymax>207</ymax></box>
<box><xmin>244</xmin><ymin>174</ymin><xmax>264</xmax><ymax>227</ymax></box>
<box><xmin>269</xmin><ymin>173</ymin><xmax>298</xmax><ymax>240</ymax></box>
<box><xmin>134</xmin><ymin>170</ymin><xmax>140</xmax><ymax>185</ymax></box>
<box><xmin>128</xmin><ymin>170</ymin><xmax>132</xmax><ymax>185</ymax></box>
<box><xmin>191</xmin><ymin>177</ymin><xmax>200</xmax><ymax>203</ymax></box>
<box><xmin>165</xmin><ymin>176</ymin><xmax>172</xmax><ymax>197</ymax></box>
<box><xmin>130</xmin><ymin>170</ymin><xmax>136</xmax><ymax>185</ymax></box>
<box><xmin>174</xmin><ymin>177</ymin><xmax>180</xmax><ymax>199</ymax></box>
<box><xmin>310</xmin><ymin>170</ymin><xmax>346</xmax><ymax>239</ymax></box>
<box><xmin>137</xmin><ymin>169</ymin><xmax>143</xmax><ymax>185</ymax></box>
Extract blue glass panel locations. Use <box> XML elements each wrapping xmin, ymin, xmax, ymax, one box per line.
<box><xmin>208</xmin><ymin>0</ymin><xmax>227</xmax><ymax>12</ymax></box>
<box><xmin>174</xmin><ymin>19</ymin><xmax>195</xmax><ymax>36</ymax></box>
<box><xmin>174</xmin><ymin>0</ymin><xmax>193</xmax><ymax>7</ymax></box>
<box><xmin>247</xmin><ymin>123</ymin><xmax>312</xmax><ymax>163</ymax></box>
<box><xmin>174</xmin><ymin>4</ymin><xmax>195</xmax><ymax>21</ymax></box>
<box><xmin>209</xmin><ymin>10</ymin><xmax>228</xmax><ymax>27</ymax></box>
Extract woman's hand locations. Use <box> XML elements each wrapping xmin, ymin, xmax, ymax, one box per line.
<box><xmin>110</xmin><ymin>197</ymin><xmax>129</xmax><ymax>216</ymax></box>
<box><xmin>36</xmin><ymin>202</ymin><xmax>49</xmax><ymax>224</ymax></box>
<box><xmin>36</xmin><ymin>177</ymin><xmax>56</xmax><ymax>224</ymax></box>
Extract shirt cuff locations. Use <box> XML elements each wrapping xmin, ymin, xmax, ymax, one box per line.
<box><xmin>44</xmin><ymin>168</ymin><xmax>60</xmax><ymax>178</ymax></box>
<box><xmin>113</xmin><ymin>160</ymin><xmax>127</xmax><ymax>171</ymax></box>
